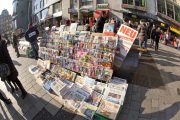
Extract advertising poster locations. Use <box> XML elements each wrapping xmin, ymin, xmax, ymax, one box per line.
<box><xmin>103</xmin><ymin>23</ymin><xmax>115</xmax><ymax>36</ymax></box>
<box><xmin>116</xmin><ymin>24</ymin><xmax>138</xmax><ymax>62</ymax></box>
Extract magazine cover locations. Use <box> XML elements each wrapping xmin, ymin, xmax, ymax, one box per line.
<box><xmin>103</xmin><ymin>23</ymin><xmax>115</xmax><ymax>36</ymax></box>
<box><xmin>51</xmin><ymin>80</ymin><xmax>66</xmax><ymax>97</ymax></box>
<box><xmin>86</xmin><ymin>90</ymin><xmax>102</xmax><ymax>106</ymax></box>
<box><xmin>28</xmin><ymin>65</ymin><xmax>40</xmax><ymax>74</ymax></box>
<box><xmin>64</xmin><ymin>90</ymin><xmax>86</xmax><ymax>111</ymax></box>
<box><xmin>102</xmin><ymin>87</ymin><xmax>125</xmax><ymax>105</ymax></box>
<box><xmin>75</xmin><ymin>75</ymin><xmax>85</xmax><ymax>86</ymax></box>
<box><xmin>93</xmin><ymin>82</ymin><xmax>107</xmax><ymax>94</ymax></box>
<box><xmin>43</xmin><ymin>79</ymin><xmax>53</xmax><ymax>92</ymax></box>
<box><xmin>84</xmin><ymin>76</ymin><xmax>96</xmax><ymax>87</ymax></box>
<box><xmin>96</xmin><ymin>100</ymin><xmax>120</xmax><ymax>120</ymax></box>
<box><xmin>70</xmin><ymin>23</ymin><xmax>78</xmax><ymax>33</ymax></box>
<box><xmin>78</xmin><ymin>102</ymin><xmax>98</xmax><ymax>119</ymax></box>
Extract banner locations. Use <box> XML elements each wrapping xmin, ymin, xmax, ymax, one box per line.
<box><xmin>116</xmin><ymin>24</ymin><xmax>138</xmax><ymax>62</ymax></box>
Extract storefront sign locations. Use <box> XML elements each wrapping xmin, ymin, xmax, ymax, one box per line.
<box><xmin>96</xmin><ymin>4</ymin><xmax>109</xmax><ymax>10</ymax></box>
<box><xmin>157</xmin><ymin>12</ymin><xmax>180</xmax><ymax>27</ymax></box>
<box><xmin>117</xmin><ymin>24</ymin><xmax>138</xmax><ymax>62</ymax></box>
<box><xmin>170</xmin><ymin>26</ymin><xmax>180</xmax><ymax>35</ymax></box>
<box><xmin>121</xmin><ymin>4</ymin><xmax>146</xmax><ymax>11</ymax></box>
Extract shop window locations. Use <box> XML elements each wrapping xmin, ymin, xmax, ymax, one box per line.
<box><xmin>157</xmin><ymin>0</ymin><xmax>166</xmax><ymax>14</ymax></box>
<box><xmin>81</xmin><ymin>0</ymin><xmax>93</xmax><ymax>6</ymax></box>
<box><xmin>97</xmin><ymin>0</ymin><xmax>108</xmax><ymax>4</ymax></box>
<box><xmin>123</xmin><ymin>0</ymin><xmax>133</xmax><ymax>5</ymax></box>
<box><xmin>42</xmin><ymin>8</ymin><xmax>48</xmax><ymax>19</ymax></box>
<box><xmin>135</xmin><ymin>0</ymin><xmax>145</xmax><ymax>7</ymax></box>
<box><xmin>167</xmin><ymin>2</ymin><xmax>174</xmax><ymax>19</ymax></box>
<box><xmin>53</xmin><ymin>2</ymin><xmax>62</xmax><ymax>13</ymax></box>
<box><xmin>175</xmin><ymin>6</ymin><xmax>180</xmax><ymax>22</ymax></box>
<box><xmin>70</xmin><ymin>0</ymin><xmax>77</xmax><ymax>9</ymax></box>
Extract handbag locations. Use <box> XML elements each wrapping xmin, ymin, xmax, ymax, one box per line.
<box><xmin>0</xmin><ymin>63</ymin><xmax>11</xmax><ymax>78</ymax></box>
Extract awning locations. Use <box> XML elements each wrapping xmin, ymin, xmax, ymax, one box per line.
<box><xmin>53</xmin><ymin>11</ymin><xmax>62</xmax><ymax>18</ymax></box>
<box><xmin>93</xmin><ymin>10</ymin><xmax>109</xmax><ymax>19</ymax></box>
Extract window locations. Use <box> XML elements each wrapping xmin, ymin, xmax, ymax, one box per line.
<box><xmin>135</xmin><ymin>0</ymin><xmax>145</xmax><ymax>7</ymax></box>
<box><xmin>175</xmin><ymin>6</ymin><xmax>180</xmax><ymax>22</ymax></box>
<box><xmin>97</xmin><ymin>0</ymin><xmax>108</xmax><ymax>4</ymax></box>
<box><xmin>123</xmin><ymin>0</ymin><xmax>133</xmax><ymax>5</ymax></box>
<box><xmin>53</xmin><ymin>2</ymin><xmax>62</xmax><ymax>13</ymax></box>
<box><xmin>167</xmin><ymin>2</ymin><xmax>174</xmax><ymax>19</ymax></box>
<box><xmin>81</xmin><ymin>0</ymin><xmax>93</xmax><ymax>6</ymax></box>
<box><xmin>157</xmin><ymin>0</ymin><xmax>166</xmax><ymax>14</ymax></box>
<box><xmin>70</xmin><ymin>0</ymin><xmax>77</xmax><ymax>9</ymax></box>
<box><xmin>40</xmin><ymin>1</ymin><xmax>42</xmax><ymax>8</ymax></box>
<box><xmin>42</xmin><ymin>8</ymin><xmax>48</xmax><ymax>19</ymax></box>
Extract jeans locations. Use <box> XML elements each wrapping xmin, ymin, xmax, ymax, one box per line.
<box><xmin>30</xmin><ymin>42</ymin><xmax>39</xmax><ymax>58</ymax></box>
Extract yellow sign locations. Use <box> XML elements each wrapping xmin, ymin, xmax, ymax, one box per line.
<box><xmin>170</xmin><ymin>26</ymin><xmax>180</xmax><ymax>35</ymax></box>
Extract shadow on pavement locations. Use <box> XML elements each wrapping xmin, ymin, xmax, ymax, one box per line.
<box><xmin>12</xmin><ymin>60</ymin><xmax>22</xmax><ymax>66</ymax></box>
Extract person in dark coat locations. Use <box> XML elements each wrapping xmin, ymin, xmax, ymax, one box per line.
<box><xmin>154</xmin><ymin>27</ymin><xmax>161</xmax><ymax>51</ymax></box>
<box><xmin>25</xmin><ymin>23</ymin><xmax>39</xmax><ymax>60</ymax></box>
<box><xmin>0</xmin><ymin>34</ymin><xmax>27</xmax><ymax>99</ymax></box>
<box><xmin>95</xmin><ymin>11</ymin><xmax>107</xmax><ymax>33</ymax></box>
<box><xmin>12</xmin><ymin>33</ymin><xmax>20</xmax><ymax>57</ymax></box>
<box><xmin>150</xmin><ymin>25</ymin><xmax>156</xmax><ymax>47</ymax></box>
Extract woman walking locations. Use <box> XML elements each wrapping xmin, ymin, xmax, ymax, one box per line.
<box><xmin>0</xmin><ymin>34</ymin><xmax>27</xmax><ymax>99</ymax></box>
<box><xmin>0</xmin><ymin>92</ymin><xmax>11</xmax><ymax>104</ymax></box>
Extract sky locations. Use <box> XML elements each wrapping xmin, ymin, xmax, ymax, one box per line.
<box><xmin>0</xmin><ymin>0</ymin><xmax>13</xmax><ymax>15</ymax></box>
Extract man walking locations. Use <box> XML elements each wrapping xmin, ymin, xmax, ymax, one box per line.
<box><xmin>25</xmin><ymin>23</ymin><xmax>39</xmax><ymax>60</ymax></box>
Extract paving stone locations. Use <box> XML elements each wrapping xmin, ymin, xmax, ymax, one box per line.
<box><xmin>32</xmin><ymin>108</ymin><xmax>52</xmax><ymax>120</ymax></box>
<box><xmin>73</xmin><ymin>115</ymin><xmax>88</xmax><ymax>120</ymax></box>
<box><xmin>24</xmin><ymin>106</ymin><xmax>40</xmax><ymax>120</ymax></box>
<box><xmin>34</xmin><ymin>100</ymin><xmax>45</xmax><ymax>111</ymax></box>
<box><xmin>152</xmin><ymin>99</ymin><xmax>159</xmax><ymax>108</ymax></box>
<box><xmin>45</xmin><ymin>99</ymin><xmax>62</xmax><ymax>116</ymax></box>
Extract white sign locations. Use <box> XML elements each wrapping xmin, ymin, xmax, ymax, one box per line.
<box><xmin>117</xmin><ymin>24</ymin><xmax>138</xmax><ymax>62</ymax></box>
<box><xmin>70</xmin><ymin>23</ymin><xmax>78</xmax><ymax>33</ymax></box>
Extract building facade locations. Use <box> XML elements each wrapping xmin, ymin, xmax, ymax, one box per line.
<box><xmin>12</xmin><ymin>0</ymin><xmax>31</xmax><ymax>31</ymax></box>
<box><xmin>0</xmin><ymin>9</ymin><xmax>13</xmax><ymax>36</ymax></box>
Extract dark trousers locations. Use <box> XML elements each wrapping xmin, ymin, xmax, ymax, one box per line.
<box><xmin>12</xmin><ymin>78</ymin><xmax>26</xmax><ymax>94</ymax></box>
<box><xmin>0</xmin><ymin>92</ymin><xmax>8</xmax><ymax>102</ymax></box>
<box><xmin>155</xmin><ymin>40</ymin><xmax>159</xmax><ymax>51</ymax></box>
<box><xmin>31</xmin><ymin>42</ymin><xmax>39</xmax><ymax>58</ymax></box>
<box><xmin>14</xmin><ymin>46</ymin><xmax>20</xmax><ymax>56</ymax></box>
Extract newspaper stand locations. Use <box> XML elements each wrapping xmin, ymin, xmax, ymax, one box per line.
<box><xmin>28</xmin><ymin>24</ymin><xmax>138</xmax><ymax>120</ymax></box>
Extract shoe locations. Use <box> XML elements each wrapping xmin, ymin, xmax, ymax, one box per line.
<box><xmin>4</xmin><ymin>99</ymin><xmax>12</xmax><ymax>104</ymax></box>
<box><xmin>21</xmin><ymin>92</ymin><xmax>27</xmax><ymax>99</ymax></box>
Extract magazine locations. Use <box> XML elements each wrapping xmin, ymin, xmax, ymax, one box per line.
<box><xmin>28</xmin><ymin>65</ymin><xmax>40</xmax><ymax>74</ymax></box>
<box><xmin>64</xmin><ymin>90</ymin><xmax>86</xmax><ymax>111</ymax></box>
<box><xmin>43</xmin><ymin>79</ymin><xmax>53</xmax><ymax>92</ymax></box>
<box><xmin>75</xmin><ymin>75</ymin><xmax>85</xmax><ymax>86</ymax></box>
<box><xmin>102</xmin><ymin>87</ymin><xmax>126</xmax><ymax>105</ymax></box>
<box><xmin>86</xmin><ymin>90</ymin><xmax>102</xmax><ymax>106</ymax></box>
<box><xmin>93</xmin><ymin>82</ymin><xmax>107</xmax><ymax>94</ymax></box>
<box><xmin>103</xmin><ymin>23</ymin><xmax>115</xmax><ymax>36</ymax></box>
<box><xmin>96</xmin><ymin>100</ymin><xmax>120</xmax><ymax>120</ymax></box>
<box><xmin>51</xmin><ymin>80</ymin><xmax>66</xmax><ymax>97</ymax></box>
<box><xmin>78</xmin><ymin>102</ymin><xmax>98</xmax><ymax>119</ymax></box>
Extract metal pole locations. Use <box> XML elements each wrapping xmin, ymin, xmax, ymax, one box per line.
<box><xmin>78</xmin><ymin>0</ymin><xmax>81</xmax><ymax>20</ymax></box>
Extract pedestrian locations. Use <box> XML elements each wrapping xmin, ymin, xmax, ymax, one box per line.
<box><xmin>0</xmin><ymin>34</ymin><xmax>27</xmax><ymax>99</ymax></box>
<box><xmin>95</xmin><ymin>11</ymin><xmax>107</xmax><ymax>33</ymax></box>
<box><xmin>0</xmin><ymin>92</ymin><xmax>11</xmax><ymax>104</ymax></box>
<box><xmin>154</xmin><ymin>27</ymin><xmax>161</xmax><ymax>51</ymax></box>
<box><xmin>123</xmin><ymin>17</ymin><xmax>129</xmax><ymax>26</ymax></box>
<box><xmin>12</xmin><ymin>33</ymin><xmax>20</xmax><ymax>58</ymax></box>
<box><xmin>25</xmin><ymin>23</ymin><xmax>39</xmax><ymax>60</ymax></box>
<box><xmin>150</xmin><ymin>25</ymin><xmax>156</xmax><ymax>47</ymax></box>
<box><xmin>137</xmin><ymin>19</ymin><xmax>148</xmax><ymax>48</ymax></box>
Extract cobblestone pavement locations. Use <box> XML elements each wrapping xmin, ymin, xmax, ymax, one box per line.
<box><xmin>0</xmin><ymin>43</ymin><xmax>179</xmax><ymax>120</ymax></box>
